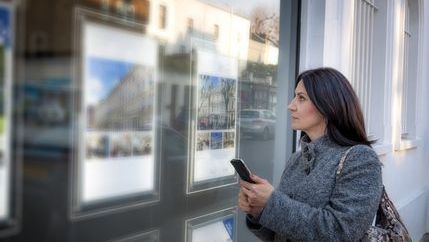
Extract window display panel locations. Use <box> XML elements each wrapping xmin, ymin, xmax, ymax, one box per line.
<box><xmin>74</xmin><ymin>9</ymin><xmax>159</xmax><ymax>213</ymax></box>
<box><xmin>186</xmin><ymin>208</ymin><xmax>236</xmax><ymax>242</ymax></box>
<box><xmin>0</xmin><ymin>0</ymin><xmax>288</xmax><ymax>240</ymax></box>
<box><xmin>187</xmin><ymin>49</ymin><xmax>238</xmax><ymax>193</ymax></box>
<box><xmin>0</xmin><ymin>2</ymin><xmax>12</xmax><ymax>222</ymax></box>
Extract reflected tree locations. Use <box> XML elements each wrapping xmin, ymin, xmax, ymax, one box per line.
<box><xmin>221</xmin><ymin>78</ymin><xmax>235</xmax><ymax>129</ymax></box>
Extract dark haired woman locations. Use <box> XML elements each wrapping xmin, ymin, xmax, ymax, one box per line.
<box><xmin>238</xmin><ymin>67</ymin><xmax>383</xmax><ymax>241</ymax></box>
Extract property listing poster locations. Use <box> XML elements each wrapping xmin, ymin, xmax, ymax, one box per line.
<box><xmin>80</xmin><ymin>21</ymin><xmax>157</xmax><ymax>204</ymax></box>
<box><xmin>192</xmin><ymin>50</ymin><xmax>238</xmax><ymax>184</ymax></box>
<box><xmin>0</xmin><ymin>3</ymin><xmax>12</xmax><ymax>221</ymax></box>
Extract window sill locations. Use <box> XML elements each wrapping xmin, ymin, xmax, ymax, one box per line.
<box><xmin>372</xmin><ymin>143</ymin><xmax>392</xmax><ymax>156</ymax></box>
<box><xmin>395</xmin><ymin>137</ymin><xmax>421</xmax><ymax>151</ymax></box>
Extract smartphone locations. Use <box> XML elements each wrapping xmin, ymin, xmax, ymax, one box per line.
<box><xmin>230</xmin><ymin>158</ymin><xmax>255</xmax><ymax>183</ymax></box>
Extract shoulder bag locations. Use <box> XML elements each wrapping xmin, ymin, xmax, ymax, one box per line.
<box><xmin>337</xmin><ymin>148</ymin><xmax>412</xmax><ymax>242</ymax></box>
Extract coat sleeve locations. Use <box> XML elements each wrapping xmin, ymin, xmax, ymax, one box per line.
<box><xmin>257</xmin><ymin>145</ymin><xmax>383</xmax><ymax>241</ymax></box>
<box><xmin>246</xmin><ymin>215</ymin><xmax>275</xmax><ymax>241</ymax></box>
<box><xmin>245</xmin><ymin>152</ymin><xmax>299</xmax><ymax>241</ymax></box>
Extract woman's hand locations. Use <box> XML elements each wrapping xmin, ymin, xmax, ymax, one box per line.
<box><xmin>238</xmin><ymin>189</ymin><xmax>264</xmax><ymax>218</ymax></box>
<box><xmin>239</xmin><ymin>174</ymin><xmax>274</xmax><ymax>217</ymax></box>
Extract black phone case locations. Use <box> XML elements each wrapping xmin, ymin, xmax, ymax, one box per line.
<box><xmin>230</xmin><ymin>159</ymin><xmax>255</xmax><ymax>183</ymax></box>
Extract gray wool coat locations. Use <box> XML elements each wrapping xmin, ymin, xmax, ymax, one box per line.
<box><xmin>246</xmin><ymin>135</ymin><xmax>383</xmax><ymax>242</ymax></box>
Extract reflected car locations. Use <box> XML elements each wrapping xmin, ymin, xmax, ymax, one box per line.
<box><xmin>239</xmin><ymin>109</ymin><xmax>276</xmax><ymax>140</ymax></box>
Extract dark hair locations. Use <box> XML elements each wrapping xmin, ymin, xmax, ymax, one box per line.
<box><xmin>296</xmin><ymin>67</ymin><xmax>373</xmax><ymax>146</ymax></box>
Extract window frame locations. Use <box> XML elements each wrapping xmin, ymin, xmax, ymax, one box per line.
<box><xmin>396</xmin><ymin>0</ymin><xmax>422</xmax><ymax>151</ymax></box>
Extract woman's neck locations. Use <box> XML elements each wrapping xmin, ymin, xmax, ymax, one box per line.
<box><xmin>305</xmin><ymin>126</ymin><xmax>327</xmax><ymax>141</ymax></box>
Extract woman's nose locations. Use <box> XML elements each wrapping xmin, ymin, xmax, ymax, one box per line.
<box><xmin>287</xmin><ymin>100</ymin><xmax>295</xmax><ymax>111</ymax></box>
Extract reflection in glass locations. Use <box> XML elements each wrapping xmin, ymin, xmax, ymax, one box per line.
<box><xmin>158</xmin><ymin>5</ymin><xmax>167</xmax><ymax>30</ymax></box>
<box><xmin>15</xmin><ymin>0</ymin><xmax>283</xmax><ymax>240</ymax></box>
<box><xmin>79</xmin><ymin>0</ymin><xmax>150</xmax><ymax>23</ymax></box>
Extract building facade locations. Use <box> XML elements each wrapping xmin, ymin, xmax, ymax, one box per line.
<box><xmin>300</xmin><ymin>0</ymin><xmax>429</xmax><ymax>240</ymax></box>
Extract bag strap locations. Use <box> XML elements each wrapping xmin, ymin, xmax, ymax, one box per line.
<box><xmin>336</xmin><ymin>147</ymin><xmax>411</xmax><ymax>240</ymax></box>
<box><xmin>335</xmin><ymin>147</ymin><xmax>411</xmax><ymax>241</ymax></box>
<box><xmin>336</xmin><ymin>147</ymin><xmax>377</xmax><ymax>226</ymax></box>
<box><xmin>336</xmin><ymin>147</ymin><xmax>354</xmax><ymax>176</ymax></box>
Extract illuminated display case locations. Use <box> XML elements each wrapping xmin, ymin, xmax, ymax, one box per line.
<box><xmin>71</xmin><ymin>8</ymin><xmax>160</xmax><ymax>217</ymax></box>
<box><xmin>187</xmin><ymin>48</ymin><xmax>239</xmax><ymax>194</ymax></box>
<box><xmin>185</xmin><ymin>207</ymin><xmax>236</xmax><ymax>242</ymax></box>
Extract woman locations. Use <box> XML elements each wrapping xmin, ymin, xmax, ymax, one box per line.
<box><xmin>238</xmin><ymin>67</ymin><xmax>383</xmax><ymax>241</ymax></box>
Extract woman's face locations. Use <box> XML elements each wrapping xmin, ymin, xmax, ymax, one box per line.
<box><xmin>288</xmin><ymin>81</ymin><xmax>326</xmax><ymax>139</ymax></box>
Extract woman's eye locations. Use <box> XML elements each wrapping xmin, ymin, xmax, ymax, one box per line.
<box><xmin>298</xmin><ymin>96</ymin><xmax>305</xmax><ymax>101</ymax></box>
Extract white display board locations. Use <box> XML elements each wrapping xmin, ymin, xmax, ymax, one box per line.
<box><xmin>191</xmin><ymin>219</ymin><xmax>234</xmax><ymax>242</ymax></box>
<box><xmin>78</xmin><ymin>20</ymin><xmax>158</xmax><ymax>205</ymax></box>
<box><xmin>186</xmin><ymin>208</ymin><xmax>236</xmax><ymax>242</ymax></box>
<box><xmin>0</xmin><ymin>2</ymin><xmax>13</xmax><ymax>221</ymax></box>
<box><xmin>187</xmin><ymin>49</ymin><xmax>238</xmax><ymax>193</ymax></box>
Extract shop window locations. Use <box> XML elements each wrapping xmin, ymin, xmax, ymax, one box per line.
<box><xmin>351</xmin><ymin>0</ymin><xmax>384</xmax><ymax>142</ymax></box>
<box><xmin>399</xmin><ymin>0</ymin><xmax>420</xmax><ymax>149</ymax></box>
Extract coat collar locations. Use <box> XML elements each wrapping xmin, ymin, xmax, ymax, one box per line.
<box><xmin>299</xmin><ymin>134</ymin><xmax>335</xmax><ymax>174</ymax></box>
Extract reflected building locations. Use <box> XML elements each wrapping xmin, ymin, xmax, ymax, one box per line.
<box><xmin>92</xmin><ymin>66</ymin><xmax>154</xmax><ymax>131</ymax></box>
<box><xmin>147</xmin><ymin>0</ymin><xmax>250</xmax><ymax>60</ymax></box>
<box><xmin>144</xmin><ymin>0</ymin><xmax>252</xmax><ymax>130</ymax></box>
<box><xmin>239</xmin><ymin>63</ymin><xmax>277</xmax><ymax>111</ymax></box>
<box><xmin>240</xmin><ymin>31</ymin><xmax>279</xmax><ymax>112</ymax></box>
<box><xmin>80</xmin><ymin>0</ymin><xmax>150</xmax><ymax>23</ymax></box>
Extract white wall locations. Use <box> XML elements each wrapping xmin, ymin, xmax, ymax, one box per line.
<box><xmin>418</xmin><ymin>0</ymin><xmax>429</xmax><ymax>233</ymax></box>
<box><xmin>299</xmin><ymin>0</ymin><xmax>325</xmax><ymax>71</ymax></box>
<box><xmin>300</xmin><ymin>0</ymin><xmax>429</xmax><ymax>239</ymax></box>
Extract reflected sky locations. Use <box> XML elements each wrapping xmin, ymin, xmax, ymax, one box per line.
<box><xmin>201</xmin><ymin>75</ymin><xmax>221</xmax><ymax>89</ymax></box>
<box><xmin>87</xmin><ymin>57</ymin><xmax>135</xmax><ymax>105</ymax></box>
<box><xmin>0</xmin><ymin>7</ymin><xmax>11</xmax><ymax>47</ymax></box>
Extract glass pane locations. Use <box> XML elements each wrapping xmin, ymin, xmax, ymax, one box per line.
<box><xmin>7</xmin><ymin>0</ymin><xmax>294</xmax><ymax>241</ymax></box>
<box><xmin>73</xmin><ymin>11</ymin><xmax>160</xmax><ymax>213</ymax></box>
